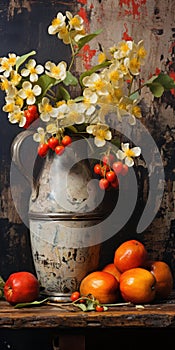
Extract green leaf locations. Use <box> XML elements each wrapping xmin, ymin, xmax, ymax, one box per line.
<box><xmin>14</xmin><ymin>298</ymin><xmax>48</xmax><ymax>309</ymax></box>
<box><xmin>79</xmin><ymin>61</ymin><xmax>111</xmax><ymax>86</ymax></box>
<box><xmin>16</xmin><ymin>51</ymin><xmax>36</xmax><ymax>72</ymax></box>
<box><xmin>77</xmin><ymin>29</ymin><xmax>103</xmax><ymax>51</ymax></box>
<box><xmin>63</xmin><ymin>71</ymin><xmax>78</xmax><ymax>86</ymax></box>
<box><xmin>56</xmin><ymin>85</ymin><xmax>70</xmax><ymax>101</ymax></box>
<box><xmin>129</xmin><ymin>91</ymin><xmax>140</xmax><ymax>100</ymax></box>
<box><xmin>154</xmin><ymin>73</ymin><xmax>175</xmax><ymax>90</ymax></box>
<box><xmin>86</xmin><ymin>299</ymin><xmax>96</xmax><ymax>311</ymax></box>
<box><xmin>67</xmin><ymin>125</ymin><xmax>79</xmax><ymax>133</ymax></box>
<box><xmin>36</xmin><ymin>74</ymin><xmax>56</xmax><ymax>98</ymax></box>
<box><xmin>74</xmin><ymin>302</ymin><xmax>87</xmax><ymax>312</ymax></box>
<box><xmin>145</xmin><ymin>73</ymin><xmax>175</xmax><ymax>97</ymax></box>
<box><xmin>73</xmin><ymin>96</ymin><xmax>84</xmax><ymax>102</ymax></box>
<box><xmin>145</xmin><ymin>75</ymin><xmax>158</xmax><ymax>85</ymax></box>
<box><xmin>103</xmin><ymin>306</ymin><xmax>108</xmax><ymax>311</ymax></box>
<box><xmin>146</xmin><ymin>82</ymin><xmax>164</xmax><ymax>97</ymax></box>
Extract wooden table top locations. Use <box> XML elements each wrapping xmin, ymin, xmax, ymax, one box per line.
<box><xmin>1</xmin><ymin>293</ymin><xmax>175</xmax><ymax>329</ymax></box>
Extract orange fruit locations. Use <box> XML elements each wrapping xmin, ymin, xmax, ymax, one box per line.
<box><xmin>144</xmin><ymin>260</ymin><xmax>173</xmax><ymax>300</ymax></box>
<box><xmin>119</xmin><ymin>267</ymin><xmax>156</xmax><ymax>304</ymax></box>
<box><xmin>79</xmin><ymin>271</ymin><xmax>119</xmax><ymax>304</ymax></box>
<box><xmin>114</xmin><ymin>239</ymin><xmax>148</xmax><ymax>273</ymax></box>
<box><xmin>102</xmin><ymin>263</ymin><xmax>121</xmax><ymax>283</ymax></box>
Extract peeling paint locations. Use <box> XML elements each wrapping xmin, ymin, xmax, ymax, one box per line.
<box><xmin>118</xmin><ymin>0</ymin><xmax>147</xmax><ymax>19</ymax></box>
<box><xmin>122</xmin><ymin>23</ymin><xmax>133</xmax><ymax>40</ymax></box>
<box><xmin>77</xmin><ymin>0</ymin><xmax>87</xmax><ymax>4</ymax></box>
<box><xmin>78</xmin><ymin>7</ymin><xmax>90</xmax><ymax>29</ymax></box>
<box><xmin>7</xmin><ymin>0</ymin><xmax>31</xmax><ymax>19</ymax></box>
<box><xmin>78</xmin><ymin>43</ymin><xmax>96</xmax><ymax>70</ymax></box>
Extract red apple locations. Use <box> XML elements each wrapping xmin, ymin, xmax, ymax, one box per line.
<box><xmin>4</xmin><ymin>271</ymin><xmax>40</xmax><ymax>305</ymax></box>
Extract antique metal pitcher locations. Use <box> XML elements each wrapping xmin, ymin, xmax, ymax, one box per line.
<box><xmin>11</xmin><ymin>129</ymin><xmax>106</xmax><ymax>301</ymax></box>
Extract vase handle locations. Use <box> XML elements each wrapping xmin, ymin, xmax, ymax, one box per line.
<box><xmin>11</xmin><ymin>129</ymin><xmax>36</xmax><ymax>187</ymax></box>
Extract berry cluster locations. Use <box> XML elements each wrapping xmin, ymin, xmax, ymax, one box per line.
<box><xmin>70</xmin><ymin>291</ymin><xmax>107</xmax><ymax>312</ymax></box>
<box><xmin>37</xmin><ymin>135</ymin><xmax>72</xmax><ymax>158</ymax></box>
<box><xmin>23</xmin><ymin>105</ymin><xmax>39</xmax><ymax>129</ymax></box>
<box><xmin>93</xmin><ymin>154</ymin><xmax>128</xmax><ymax>190</ymax></box>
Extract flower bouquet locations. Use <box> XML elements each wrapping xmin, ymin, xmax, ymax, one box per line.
<box><xmin>0</xmin><ymin>10</ymin><xmax>175</xmax><ymax>190</ymax></box>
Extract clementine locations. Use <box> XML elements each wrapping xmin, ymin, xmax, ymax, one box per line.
<box><xmin>145</xmin><ymin>260</ymin><xmax>173</xmax><ymax>300</ymax></box>
<box><xmin>114</xmin><ymin>239</ymin><xmax>148</xmax><ymax>273</ymax></box>
<box><xmin>102</xmin><ymin>263</ymin><xmax>121</xmax><ymax>283</ymax></box>
<box><xmin>119</xmin><ymin>267</ymin><xmax>156</xmax><ymax>304</ymax></box>
<box><xmin>79</xmin><ymin>271</ymin><xmax>119</xmax><ymax>304</ymax></box>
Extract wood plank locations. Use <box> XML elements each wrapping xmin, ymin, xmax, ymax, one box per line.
<box><xmin>1</xmin><ymin>296</ymin><xmax>175</xmax><ymax>329</ymax></box>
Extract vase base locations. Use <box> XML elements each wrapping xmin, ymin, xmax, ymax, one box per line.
<box><xmin>40</xmin><ymin>291</ymin><xmax>72</xmax><ymax>303</ymax></box>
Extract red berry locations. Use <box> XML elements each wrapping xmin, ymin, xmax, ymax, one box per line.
<box><xmin>37</xmin><ymin>143</ymin><xmax>49</xmax><ymax>158</ymax></box>
<box><xmin>62</xmin><ymin>135</ymin><xmax>72</xmax><ymax>146</ymax></box>
<box><xmin>111</xmin><ymin>178</ymin><xmax>119</xmax><ymax>189</ymax></box>
<box><xmin>99</xmin><ymin>178</ymin><xmax>109</xmax><ymax>190</ymax></box>
<box><xmin>121</xmin><ymin>164</ymin><xmax>129</xmax><ymax>176</ymax></box>
<box><xmin>48</xmin><ymin>136</ymin><xmax>59</xmax><ymax>150</ymax></box>
<box><xmin>100</xmin><ymin>165</ymin><xmax>109</xmax><ymax>177</ymax></box>
<box><xmin>95</xmin><ymin>304</ymin><xmax>104</xmax><ymax>312</ymax></box>
<box><xmin>112</xmin><ymin>161</ymin><xmax>123</xmax><ymax>174</ymax></box>
<box><xmin>94</xmin><ymin>163</ymin><xmax>101</xmax><ymax>175</ymax></box>
<box><xmin>23</xmin><ymin>110</ymin><xmax>33</xmax><ymax>129</ymax></box>
<box><xmin>55</xmin><ymin>145</ymin><xmax>65</xmax><ymax>156</ymax></box>
<box><xmin>102</xmin><ymin>154</ymin><xmax>115</xmax><ymax>166</ymax></box>
<box><xmin>28</xmin><ymin>105</ymin><xmax>38</xmax><ymax>117</ymax></box>
<box><xmin>70</xmin><ymin>291</ymin><xmax>80</xmax><ymax>302</ymax></box>
<box><xmin>106</xmin><ymin>170</ymin><xmax>116</xmax><ymax>183</ymax></box>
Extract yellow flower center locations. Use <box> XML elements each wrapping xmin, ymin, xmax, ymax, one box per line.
<box><xmin>52</xmin><ymin>66</ymin><xmax>61</xmax><ymax>76</ymax></box>
<box><xmin>15</xmin><ymin>112</ymin><xmax>23</xmax><ymax>123</ymax></box>
<box><xmin>132</xmin><ymin>105</ymin><xmax>141</xmax><ymax>117</ymax></box>
<box><xmin>70</xmin><ymin>17</ymin><xmax>80</xmax><ymax>28</ymax></box>
<box><xmin>5</xmin><ymin>103</ymin><xmax>14</xmax><ymax>113</ymax></box>
<box><xmin>138</xmin><ymin>47</ymin><xmax>147</xmax><ymax>59</ymax></box>
<box><xmin>30</xmin><ymin>67</ymin><xmax>36</xmax><ymax>74</ymax></box>
<box><xmin>125</xmin><ymin>149</ymin><xmax>135</xmax><ymax>158</ymax></box>
<box><xmin>2</xmin><ymin>61</ymin><xmax>10</xmax><ymax>70</ymax></box>
<box><xmin>94</xmin><ymin>79</ymin><xmax>105</xmax><ymax>91</ymax></box>
<box><xmin>0</xmin><ymin>80</ymin><xmax>9</xmax><ymax>90</ymax></box>
<box><xmin>130</xmin><ymin>57</ymin><xmax>140</xmax><ymax>71</ymax></box>
<box><xmin>52</xmin><ymin>18</ymin><xmax>61</xmax><ymax>26</ymax></box>
<box><xmin>56</xmin><ymin>100</ymin><xmax>66</xmax><ymax>107</ymax></box>
<box><xmin>83</xmin><ymin>97</ymin><xmax>90</xmax><ymax>104</ymax></box>
<box><xmin>110</xmin><ymin>70</ymin><xmax>120</xmax><ymax>82</ymax></box>
<box><xmin>8</xmin><ymin>57</ymin><xmax>16</xmax><ymax>66</ymax></box>
<box><xmin>120</xmin><ymin>42</ymin><xmax>129</xmax><ymax>54</ymax></box>
<box><xmin>98</xmin><ymin>52</ymin><xmax>106</xmax><ymax>64</ymax></box>
<box><xmin>44</xmin><ymin>103</ymin><xmax>52</xmax><ymax>113</ymax></box>
<box><xmin>11</xmin><ymin>72</ymin><xmax>21</xmax><ymax>85</ymax></box>
<box><xmin>15</xmin><ymin>96</ymin><xmax>23</xmax><ymax>108</ymax></box>
<box><xmin>60</xmin><ymin>26</ymin><xmax>68</xmax><ymax>35</ymax></box>
<box><xmin>25</xmin><ymin>89</ymin><xmax>34</xmax><ymax>98</ymax></box>
<box><xmin>97</xmin><ymin>129</ymin><xmax>107</xmax><ymax>139</ymax></box>
<box><xmin>114</xmin><ymin>88</ymin><xmax>123</xmax><ymax>99</ymax></box>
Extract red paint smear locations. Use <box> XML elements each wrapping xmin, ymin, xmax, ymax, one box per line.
<box><xmin>77</xmin><ymin>0</ymin><xmax>87</xmax><ymax>4</ymax></box>
<box><xmin>169</xmin><ymin>71</ymin><xmax>175</xmax><ymax>96</ymax></box>
<box><xmin>122</xmin><ymin>23</ymin><xmax>133</xmax><ymax>41</ymax></box>
<box><xmin>155</xmin><ymin>67</ymin><xmax>161</xmax><ymax>76</ymax></box>
<box><xmin>148</xmin><ymin>67</ymin><xmax>161</xmax><ymax>79</ymax></box>
<box><xmin>78</xmin><ymin>44</ymin><xmax>96</xmax><ymax>70</ymax></box>
<box><xmin>119</xmin><ymin>0</ymin><xmax>147</xmax><ymax>19</ymax></box>
<box><xmin>168</xmin><ymin>41</ymin><xmax>175</xmax><ymax>54</ymax></box>
<box><xmin>78</xmin><ymin>7</ymin><xmax>89</xmax><ymax>27</ymax></box>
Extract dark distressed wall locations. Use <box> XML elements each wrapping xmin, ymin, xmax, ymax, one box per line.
<box><xmin>0</xmin><ymin>1</ymin><xmax>175</xmax><ymax>349</ymax></box>
<box><xmin>0</xmin><ymin>0</ymin><xmax>76</xmax><ymax>281</ymax></box>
